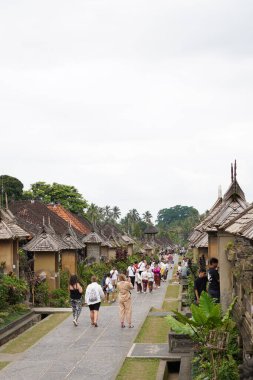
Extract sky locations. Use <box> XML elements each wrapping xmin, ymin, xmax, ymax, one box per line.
<box><xmin>1</xmin><ymin>0</ymin><xmax>253</xmax><ymax>220</ymax></box>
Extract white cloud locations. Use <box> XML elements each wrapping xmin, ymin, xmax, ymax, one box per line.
<box><xmin>1</xmin><ymin>0</ymin><xmax>253</xmax><ymax>219</ymax></box>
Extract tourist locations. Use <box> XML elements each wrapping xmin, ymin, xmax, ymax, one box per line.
<box><xmin>141</xmin><ymin>267</ymin><xmax>149</xmax><ymax>293</ymax></box>
<box><xmin>110</xmin><ymin>267</ymin><xmax>119</xmax><ymax>288</ymax></box>
<box><xmin>117</xmin><ymin>274</ymin><xmax>134</xmax><ymax>328</ymax></box>
<box><xmin>135</xmin><ymin>269</ymin><xmax>142</xmax><ymax>293</ymax></box>
<box><xmin>194</xmin><ymin>269</ymin><xmax>208</xmax><ymax>304</ymax></box>
<box><xmin>138</xmin><ymin>259</ymin><xmax>146</xmax><ymax>275</ymax></box>
<box><xmin>85</xmin><ymin>275</ymin><xmax>105</xmax><ymax>327</ymax></box>
<box><xmin>127</xmin><ymin>263</ymin><xmax>136</xmax><ymax>287</ymax></box>
<box><xmin>69</xmin><ymin>275</ymin><xmax>83</xmax><ymax>326</ymax></box>
<box><xmin>208</xmin><ymin>258</ymin><xmax>220</xmax><ymax>303</ymax></box>
<box><xmin>153</xmin><ymin>263</ymin><xmax>161</xmax><ymax>288</ymax></box>
<box><xmin>105</xmin><ymin>273</ymin><xmax>115</xmax><ymax>303</ymax></box>
<box><xmin>147</xmin><ymin>265</ymin><xmax>154</xmax><ymax>293</ymax></box>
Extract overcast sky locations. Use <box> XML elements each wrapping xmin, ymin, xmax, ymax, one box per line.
<box><xmin>1</xmin><ymin>0</ymin><xmax>253</xmax><ymax>220</ymax></box>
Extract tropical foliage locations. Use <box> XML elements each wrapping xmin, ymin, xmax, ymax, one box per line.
<box><xmin>23</xmin><ymin>181</ymin><xmax>88</xmax><ymax>214</ymax></box>
<box><xmin>0</xmin><ymin>175</ymin><xmax>24</xmax><ymax>204</ymax></box>
<box><xmin>166</xmin><ymin>292</ymin><xmax>239</xmax><ymax>380</ymax></box>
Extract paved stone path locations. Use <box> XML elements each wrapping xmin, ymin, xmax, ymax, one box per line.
<box><xmin>0</xmin><ymin>260</ymin><xmax>177</xmax><ymax>380</ymax></box>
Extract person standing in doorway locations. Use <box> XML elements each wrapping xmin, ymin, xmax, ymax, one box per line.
<box><xmin>85</xmin><ymin>276</ymin><xmax>105</xmax><ymax>327</ymax></box>
<box><xmin>194</xmin><ymin>269</ymin><xmax>208</xmax><ymax>304</ymax></box>
<box><xmin>208</xmin><ymin>258</ymin><xmax>220</xmax><ymax>303</ymax></box>
<box><xmin>117</xmin><ymin>274</ymin><xmax>134</xmax><ymax>328</ymax></box>
<box><xmin>69</xmin><ymin>275</ymin><xmax>83</xmax><ymax>326</ymax></box>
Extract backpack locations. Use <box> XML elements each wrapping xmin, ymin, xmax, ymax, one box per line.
<box><xmin>89</xmin><ymin>287</ymin><xmax>98</xmax><ymax>303</ymax></box>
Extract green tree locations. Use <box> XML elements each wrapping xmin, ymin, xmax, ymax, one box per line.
<box><xmin>157</xmin><ymin>205</ymin><xmax>199</xmax><ymax>227</ymax></box>
<box><xmin>142</xmin><ymin>211</ymin><xmax>152</xmax><ymax>223</ymax></box>
<box><xmin>0</xmin><ymin>175</ymin><xmax>24</xmax><ymax>204</ymax></box>
<box><xmin>23</xmin><ymin>181</ymin><xmax>88</xmax><ymax>214</ymax></box>
<box><xmin>112</xmin><ymin>206</ymin><xmax>121</xmax><ymax>221</ymax></box>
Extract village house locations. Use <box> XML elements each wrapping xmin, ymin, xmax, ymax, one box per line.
<box><xmin>189</xmin><ymin>162</ymin><xmax>249</xmax><ymax>311</ymax></box>
<box><xmin>0</xmin><ymin>206</ymin><xmax>29</xmax><ymax>276</ymax></box>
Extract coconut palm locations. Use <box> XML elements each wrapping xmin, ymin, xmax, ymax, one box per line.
<box><xmin>86</xmin><ymin>203</ymin><xmax>100</xmax><ymax>226</ymax></box>
<box><xmin>103</xmin><ymin>205</ymin><xmax>112</xmax><ymax>220</ymax></box>
<box><xmin>112</xmin><ymin>206</ymin><xmax>121</xmax><ymax>221</ymax></box>
<box><xmin>142</xmin><ymin>211</ymin><xmax>152</xmax><ymax>223</ymax></box>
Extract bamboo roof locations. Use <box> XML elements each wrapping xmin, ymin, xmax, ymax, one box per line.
<box><xmin>82</xmin><ymin>232</ymin><xmax>104</xmax><ymax>244</ymax></box>
<box><xmin>223</xmin><ymin>204</ymin><xmax>253</xmax><ymax>240</ymax></box>
<box><xmin>62</xmin><ymin>226</ymin><xmax>85</xmax><ymax>250</ymax></box>
<box><xmin>23</xmin><ymin>228</ymin><xmax>69</xmax><ymax>252</ymax></box>
<box><xmin>0</xmin><ymin>208</ymin><xmax>29</xmax><ymax>240</ymax></box>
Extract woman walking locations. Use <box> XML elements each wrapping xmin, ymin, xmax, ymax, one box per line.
<box><xmin>153</xmin><ymin>263</ymin><xmax>161</xmax><ymax>288</ymax></box>
<box><xmin>69</xmin><ymin>275</ymin><xmax>83</xmax><ymax>326</ymax></box>
<box><xmin>117</xmin><ymin>274</ymin><xmax>134</xmax><ymax>328</ymax></box>
<box><xmin>85</xmin><ymin>276</ymin><xmax>105</xmax><ymax>327</ymax></box>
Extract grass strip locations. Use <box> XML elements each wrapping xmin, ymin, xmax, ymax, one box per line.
<box><xmin>116</xmin><ymin>358</ymin><xmax>160</xmax><ymax>380</ymax></box>
<box><xmin>0</xmin><ymin>362</ymin><xmax>9</xmax><ymax>370</ymax></box>
<box><xmin>0</xmin><ymin>310</ymin><xmax>30</xmax><ymax>329</ymax></box>
<box><xmin>165</xmin><ymin>284</ymin><xmax>180</xmax><ymax>299</ymax></box>
<box><xmin>1</xmin><ymin>313</ymin><xmax>70</xmax><ymax>354</ymax></box>
<box><xmin>135</xmin><ymin>316</ymin><xmax>170</xmax><ymax>343</ymax></box>
<box><xmin>162</xmin><ymin>300</ymin><xmax>179</xmax><ymax>312</ymax></box>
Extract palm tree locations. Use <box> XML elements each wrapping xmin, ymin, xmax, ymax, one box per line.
<box><xmin>112</xmin><ymin>206</ymin><xmax>121</xmax><ymax>221</ymax></box>
<box><xmin>86</xmin><ymin>203</ymin><xmax>100</xmax><ymax>226</ymax></box>
<box><xmin>104</xmin><ymin>205</ymin><xmax>112</xmax><ymax>220</ymax></box>
<box><xmin>142</xmin><ymin>211</ymin><xmax>152</xmax><ymax>223</ymax></box>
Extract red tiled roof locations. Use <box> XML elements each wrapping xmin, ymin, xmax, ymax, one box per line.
<box><xmin>47</xmin><ymin>204</ymin><xmax>91</xmax><ymax>235</ymax></box>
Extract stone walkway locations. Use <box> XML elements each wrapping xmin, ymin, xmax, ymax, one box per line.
<box><xmin>0</xmin><ymin>262</ymin><xmax>177</xmax><ymax>380</ymax></box>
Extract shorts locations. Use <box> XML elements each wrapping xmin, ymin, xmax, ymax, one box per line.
<box><xmin>88</xmin><ymin>302</ymin><xmax>101</xmax><ymax>311</ymax></box>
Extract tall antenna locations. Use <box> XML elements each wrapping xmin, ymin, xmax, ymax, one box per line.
<box><xmin>42</xmin><ymin>216</ymin><xmax>45</xmax><ymax>225</ymax></box>
<box><xmin>218</xmin><ymin>185</ymin><xmax>222</xmax><ymax>198</ymax></box>
<box><xmin>231</xmin><ymin>163</ymin><xmax>234</xmax><ymax>182</ymax></box>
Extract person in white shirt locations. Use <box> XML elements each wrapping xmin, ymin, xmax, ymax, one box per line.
<box><xmin>105</xmin><ymin>273</ymin><xmax>115</xmax><ymax>303</ymax></box>
<box><xmin>110</xmin><ymin>267</ymin><xmax>119</xmax><ymax>287</ymax></box>
<box><xmin>147</xmin><ymin>265</ymin><xmax>154</xmax><ymax>293</ymax></box>
<box><xmin>127</xmin><ymin>264</ymin><xmax>136</xmax><ymax>287</ymax></box>
<box><xmin>141</xmin><ymin>268</ymin><xmax>149</xmax><ymax>293</ymax></box>
<box><xmin>138</xmin><ymin>260</ymin><xmax>146</xmax><ymax>275</ymax></box>
<box><xmin>85</xmin><ymin>275</ymin><xmax>105</xmax><ymax>327</ymax></box>
<box><xmin>135</xmin><ymin>270</ymin><xmax>142</xmax><ymax>293</ymax></box>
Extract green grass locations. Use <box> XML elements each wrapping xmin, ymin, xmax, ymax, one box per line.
<box><xmin>165</xmin><ymin>284</ymin><xmax>180</xmax><ymax>299</ymax></box>
<box><xmin>1</xmin><ymin>313</ymin><xmax>70</xmax><ymax>354</ymax></box>
<box><xmin>0</xmin><ymin>310</ymin><xmax>30</xmax><ymax>329</ymax></box>
<box><xmin>116</xmin><ymin>358</ymin><xmax>160</xmax><ymax>380</ymax></box>
<box><xmin>0</xmin><ymin>362</ymin><xmax>9</xmax><ymax>370</ymax></box>
<box><xmin>162</xmin><ymin>300</ymin><xmax>179</xmax><ymax>312</ymax></box>
<box><xmin>135</xmin><ymin>316</ymin><xmax>170</xmax><ymax>343</ymax></box>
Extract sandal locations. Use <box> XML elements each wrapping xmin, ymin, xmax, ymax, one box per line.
<box><xmin>128</xmin><ymin>325</ymin><xmax>134</xmax><ymax>328</ymax></box>
<box><xmin>121</xmin><ymin>323</ymin><xmax>126</xmax><ymax>328</ymax></box>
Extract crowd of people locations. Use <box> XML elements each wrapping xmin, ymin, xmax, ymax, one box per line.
<box><xmin>68</xmin><ymin>255</ymin><xmax>175</xmax><ymax>329</ymax></box>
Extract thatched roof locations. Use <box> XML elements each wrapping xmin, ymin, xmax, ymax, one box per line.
<box><xmin>0</xmin><ymin>208</ymin><xmax>29</xmax><ymax>240</ymax></box>
<box><xmin>223</xmin><ymin>204</ymin><xmax>253</xmax><ymax>241</ymax></box>
<box><xmin>144</xmin><ymin>224</ymin><xmax>158</xmax><ymax>235</ymax></box>
<box><xmin>62</xmin><ymin>226</ymin><xmax>85</xmax><ymax>250</ymax></box>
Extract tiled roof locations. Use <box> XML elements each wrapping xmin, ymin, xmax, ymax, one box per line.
<box><xmin>47</xmin><ymin>204</ymin><xmax>92</xmax><ymax>235</ymax></box>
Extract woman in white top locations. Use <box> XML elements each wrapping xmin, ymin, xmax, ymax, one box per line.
<box><xmin>85</xmin><ymin>276</ymin><xmax>105</xmax><ymax>327</ymax></box>
<box><xmin>141</xmin><ymin>268</ymin><xmax>149</xmax><ymax>293</ymax></box>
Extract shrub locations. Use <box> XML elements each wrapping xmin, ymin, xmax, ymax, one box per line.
<box><xmin>1</xmin><ymin>275</ymin><xmax>28</xmax><ymax>305</ymax></box>
<box><xmin>60</xmin><ymin>270</ymin><xmax>70</xmax><ymax>292</ymax></box>
<box><xmin>34</xmin><ymin>282</ymin><xmax>49</xmax><ymax>306</ymax></box>
<box><xmin>49</xmin><ymin>289</ymin><xmax>69</xmax><ymax>307</ymax></box>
